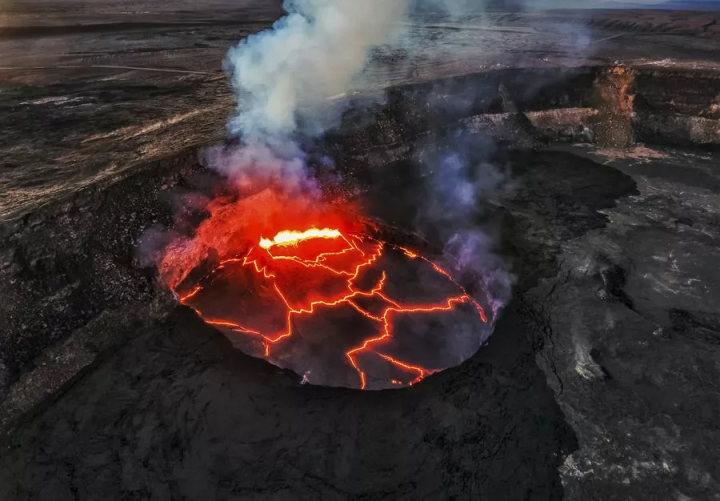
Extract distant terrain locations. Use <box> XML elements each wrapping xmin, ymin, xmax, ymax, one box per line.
<box><xmin>1</xmin><ymin>2</ymin><xmax>718</xmax><ymax>219</ymax></box>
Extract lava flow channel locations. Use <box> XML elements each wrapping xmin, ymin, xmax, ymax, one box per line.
<box><xmin>175</xmin><ymin>227</ymin><xmax>487</xmax><ymax>389</ymax></box>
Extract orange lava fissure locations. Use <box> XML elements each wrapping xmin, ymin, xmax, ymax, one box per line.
<box><xmin>176</xmin><ymin>227</ymin><xmax>487</xmax><ymax>389</ymax></box>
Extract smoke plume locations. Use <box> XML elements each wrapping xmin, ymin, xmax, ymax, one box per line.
<box><xmin>211</xmin><ymin>0</ymin><xmax>594</xmax><ymax>316</ymax></box>
<box><xmin>414</xmin><ymin>132</ymin><xmax>514</xmax><ymax>317</ymax></box>
<box><xmin>221</xmin><ymin>0</ymin><xmax>592</xmax><ymax>178</ymax></box>
<box><xmin>225</xmin><ymin>0</ymin><xmax>409</xmax><ymax>145</ymax></box>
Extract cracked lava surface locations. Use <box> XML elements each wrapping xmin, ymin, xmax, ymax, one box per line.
<box><xmin>160</xmin><ymin>189</ymin><xmax>490</xmax><ymax>390</ymax></box>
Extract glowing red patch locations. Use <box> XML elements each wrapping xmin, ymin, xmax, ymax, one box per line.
<box><xmin>159</xmin><ymin>188</ymin><xmax>490</xmax><ymax>390</ymax></box>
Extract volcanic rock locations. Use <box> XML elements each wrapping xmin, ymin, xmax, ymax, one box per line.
<box><xmin>1</xmin><ymin>4</ymin><xmax>720</xmax><ymax>500</ymax></box>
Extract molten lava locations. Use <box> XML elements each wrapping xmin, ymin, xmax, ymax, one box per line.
<box><xmin>259</xmin><ymin>228</ymin><xmax>342</xmax><ymax>249</ymax></box>
<box><xmin>156</xmin><ymin>187</ymin><xmax>490</xmax><ymax>389</ymax></box>
<box><xmin>170</xmin><ymin>218</ymin><xmax>487</xmax><ymax>390</ymax></box>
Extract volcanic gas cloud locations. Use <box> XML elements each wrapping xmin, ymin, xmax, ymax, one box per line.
<box><xmin>153</xmin><ymin>0</ymin><xmax>500</xmax><ymax>390</ymax></box>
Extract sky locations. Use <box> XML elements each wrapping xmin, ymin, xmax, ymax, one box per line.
<box><xmin>549</xmin><ymin>0</ymin><xmax>720</xmax><ymax>8</ymax></box>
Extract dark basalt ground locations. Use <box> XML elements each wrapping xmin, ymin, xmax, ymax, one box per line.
<box><xmin>2</xmin><ymin>136</ymin><xmax>719</xmax><ymax>500</ymax></box>
<box><xmin>1</xmin><ymin>5</ymin><xmax>720</xmax><ymax>500</ymax></box>
<box><xmin>0</xmin><ymin>299</ymin><xmax>573</xmax><ymax>500</ymax></box>
<box><xmin>0</xmin><ymin>147</ymin><xmax>633</xmax><ymax>500</ymax></box>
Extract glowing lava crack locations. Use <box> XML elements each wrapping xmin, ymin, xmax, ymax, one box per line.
<box><xmin>174</xmin><ymin>227</ymin><xmax>488</xmax><ymax>390</ymax></box>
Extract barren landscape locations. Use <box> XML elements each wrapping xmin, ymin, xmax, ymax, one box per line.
<box><xmin>0</xmin><ymin>1</ymin><xmax>719</xmax><ymax>500</ymax></box>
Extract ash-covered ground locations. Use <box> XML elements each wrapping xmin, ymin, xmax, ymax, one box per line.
<box><xmin>1</xmin><ymin>2</ymin><xmax>720</xmax><ymax>500</ymax></box>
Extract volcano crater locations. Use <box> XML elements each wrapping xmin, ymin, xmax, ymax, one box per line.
<box><xmin>1</xmin><ymin>65</ymin><xmax>719</xmax><ymax>500</ymax></box>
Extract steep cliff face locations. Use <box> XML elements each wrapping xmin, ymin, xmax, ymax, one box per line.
<box><xmin>326</xmin><ymin>66</ymin><xmax>720</xmax><ymax>162</ymax></box>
